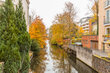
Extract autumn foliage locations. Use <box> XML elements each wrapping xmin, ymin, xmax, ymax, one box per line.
<box><xmin>76</xmin><ymin>26</ymin><xmax>84</xmax><ymax>38</ymax></box>
<box><xmin>49</xmin><ymin>2</ymin><xmax>78</xmax><ymax>46</ymax></box>
<box><xmin>49</xmin><ymin>24</ymin><xmax>64</xmax><ymax>45</ymax></box>
<box><xmin>29</xmin><ymin>17</ymin><xmax>47</xmax><ymax>48</ymax></box>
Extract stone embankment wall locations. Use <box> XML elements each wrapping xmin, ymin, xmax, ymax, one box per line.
<box><xmin>69</xmin><ymin>45</ymin><xmax>110</xmax><ymax>73</ymax></box>
<box><xmin>69</xmin><ymin>45</ymin><xmax>93</xmax><ymax>67</ymax></box>
<box><xmin>93</xmin><ymin>55</ymin><xmax>110</xmax><ymax>73</ymax></box>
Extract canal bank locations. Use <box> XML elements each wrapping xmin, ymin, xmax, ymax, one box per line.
<box><xmin>30</xmin><ymin>41</ymin><xmax>97</xmax><ymax>73</ymax></box>
<box><xmin>68</xmin><ymin>56</ymin><xmax>98</xmax><ymax>73</ymax></box>
<box><xmin>68</xmin><ymin>44</ymin><xmax>110</xmax><ymax>73</ymax></box>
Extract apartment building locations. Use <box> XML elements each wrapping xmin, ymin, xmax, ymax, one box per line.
<box><xmin>104</xmin><ymin>0</ymin><xmax>110</xmax><ymax>49</ymax></box>
<box><xmin>99</xmin><ymin>0</ymin><xmax>110</xmax><ymax>50</ymax></box>
<box><xmin>80</xmin><ymin>17</ymin><xmax>90</xmax><ymax>34</ymax></box>
<box><xmin>0</xmin><ymin>0</ymin><xmax>30</xmax><ymax>31</ymax></box>
<box><xmin>80</xmin><ymin>21</ymin><xmax>89</xmax><ymax>34</ymax></box>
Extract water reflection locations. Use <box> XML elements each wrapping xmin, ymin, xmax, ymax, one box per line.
<box><xmin>30</xmin><ymin>48</ymin><xmax>47</xmax><ymax>73</ymax></box>
<box><xmin>31</xmin><ymin>41</ymin><xmax>97</xmax><ymax>73</ymax></box>
<box><xmin>49</xmin><ymin>45</ymin><xmax>78</xmax><ymax>73</ymax></box>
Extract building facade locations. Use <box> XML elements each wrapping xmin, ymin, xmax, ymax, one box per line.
<box><xmin>80</xmin><ymin>21</ymin><xmax>89</xmax><ymax>34</ymax></box>
<box><xmin>80</xmin><ymin>17</ymin><xmax>91</xmax><ymax>34</ymax></box>
<box><xmin>99</xmin><ymin>0</ymin><xmax>110</xmax><ymax>50</ymax></box>
<box><xmin>0</xmin><ymin>0</ymin><xmax>30</xmax><ymax>31</ymax></box>
<box><xmin>104</xmin><ymin>0</ymin><xmax>110</xmax><ymax>49</ymax></box>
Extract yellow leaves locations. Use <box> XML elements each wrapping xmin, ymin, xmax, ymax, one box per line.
<box><xmin>72</xmin><ymin>37</ymin><xmax>75</xmax><ymax>40</ymax></box>
<box><xmin>78</xmin><ymin>27</ymin><xmax>84</xmax><ymax>33</ymax></box>
<box><xmin>50</xmin><ymin>22</ymin><xmax>78</xmax><ymax>45</ymax></box>
<box><xmin>49</xmin><ymin>24</ymin><xmax>64</xmax><ymax>45</ymax></box>
<box><xmin>89</xmin><ymin>14</ymin><xmax>97</xmax><ymax>23</ymax></box>
<box><xmin>29</xmin><ymin>17</ymin><xmax>47</xmax><ymax>48</ymax></box>
<box><xmin>76</xmin><ymin>26</ymin><xmax>84</xmax><ymax>38</ymax></box>
<box><xmin>50</xmin><ymin>5</ymin><xmax>77</xmax><ymax>45</ymax></box>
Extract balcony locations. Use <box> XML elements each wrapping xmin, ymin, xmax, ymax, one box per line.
<box><xmin>83</xmin><ymin>27</ymin><xmax>89</xmax><ymax>30</ymax></box>
<box><xmin>82</xmin><ymin>24</ymin><xmax>89</xmax><ymax>28</ymax></box>
<box><xmin>103</xmin><ymin>35</ymin><xmax>110</xmax><ymax>43</ymax></box>
<box><xmin>105</xmin><ymin>0</ymin><xmax>110</xmax><ymax>9</ymax></box>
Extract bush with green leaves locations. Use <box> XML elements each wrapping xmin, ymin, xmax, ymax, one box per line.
<box><xmin>31</xmin><ymin>39</ymin><xmax>41</xmax><ymax>52</ymax></box>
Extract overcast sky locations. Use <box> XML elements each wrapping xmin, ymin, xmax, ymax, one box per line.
<box><xmin>29</xmin><ymin>0</ymin><xmax>93</xmax><ymax>28</ymax></box>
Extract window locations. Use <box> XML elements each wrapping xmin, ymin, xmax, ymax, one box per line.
<box><xmin>106</xmin><ymin>10</ymin><xmax>110</xmax><ymax>23</ymax></box>
<box><xmin>107</xmin><ymin>28</ymin><xmax>110</xmax><ymax>34</ymax></box>
<box><xmin>107</xmin><ymin>0</ymin><xmax>110</xmax><ymax>6</ymax></box>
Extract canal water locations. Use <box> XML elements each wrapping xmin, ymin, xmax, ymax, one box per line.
<box><xmin>30</xmin><ymin>41</ymin><xmax>98</xmax><ymax>73</ymax></box>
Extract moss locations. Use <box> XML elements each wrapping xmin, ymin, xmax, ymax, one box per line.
<box><xmin>94</xmin><ymin>55</ymin><xmax>110</xmax><ymax>62</ymax></box>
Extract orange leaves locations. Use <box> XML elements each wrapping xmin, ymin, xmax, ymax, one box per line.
<box><xmin>29</xmin><ymin>17</ymin><xmax>47</xmax><ymax>48</ymax></box>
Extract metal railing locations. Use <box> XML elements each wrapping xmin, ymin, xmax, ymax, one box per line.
<box><xmin>103</xmin><ymin>35</ymin><xmax>110</xmax><ymax>41</ymax></box>
<box><xmin>104</xmin><ymin>37</ymin><xmax>110</xmax><ymax>41</ymax></box>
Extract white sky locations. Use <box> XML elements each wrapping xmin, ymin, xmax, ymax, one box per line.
<box><xmin>29</xmin><ymin>0</ymin><xmax>93</xmax><ymax>28</ymax></box>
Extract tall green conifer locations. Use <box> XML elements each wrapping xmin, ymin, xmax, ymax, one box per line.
<box><xmin>0</xmin><ymin>0</ymin><xmax>21</xmax><ymax>73</ymax></box>
<box><xmin>15</xmin><ymin>0</ymin><xmax>31</xmax><ymax>73</ymax></box>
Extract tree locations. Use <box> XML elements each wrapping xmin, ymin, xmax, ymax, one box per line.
<box><xmin>76</xmin><ymin>26</ymin><xmax>84</xmax><ymax>38</ymax></box>
<box><xmin>30</xmin><ymin>10</ymin><xmax>37</xmax><ymax>22</ymax></box>
<box><xmin>49</xmin><ymin>24</ymin><xmax>64</xmax><ymax>45</ymax></box>
<box><xmin>31</xmin><ymin>39</ymin><xmax>41</xmax><ymax>52</ymax></box>
<box><xmin>88</xmin><ymin>0</ymin><xmax>98</xmax><ymax>35</ymax></box>
<box><xmin>51</xmin><ymin>2</ymin><xmax>77</xmax><ymax>45</ymax></box>
<box><xmin>64</xmin><ymin>2</ymin><xmax>77</xmax><ymax>41</ymax></box>
<box><xmin>15</xmin><ymin>0</ymin><xmax>31</xmax><ymax>72</ymax></box>
<box><xmin>29</xmin><ymin>16</ymin><xmax>47</xmax><ymax>48</ymax></box>
<box><xmin>0</xmin><ymin>0</ymin><xmax>31</xmax><ymax>72</ymax></box>
<box><xmin>0</xmin><ymin>0</ymin><xmax>21</xmax><ymax>73</ymax></box>
<box><xmin>89</xmin><ymin>14</ymin><xmax>97</xmax><ymax>35</ymax></box>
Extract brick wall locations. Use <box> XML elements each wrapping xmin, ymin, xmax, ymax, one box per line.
<box><xmin>82</xmin><ymin>35</ymin><xmax>98</xmax><ymax>49</ymax></box>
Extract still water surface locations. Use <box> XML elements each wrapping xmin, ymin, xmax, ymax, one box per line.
<box><xmin>31</xmin><ymin>41</ymin><xmax>98</xmax><ymax>73</ymax></box>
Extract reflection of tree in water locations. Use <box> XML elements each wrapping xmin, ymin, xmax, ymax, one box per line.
<box><xmin>50</xmin><ymin>45</ymin><xmax>72</xmax><ymax>73</ymax></box>
<box><xmin>31</xmin><ymin>48</ymin><xmax>47</xmax><ymax>73</ymax></box>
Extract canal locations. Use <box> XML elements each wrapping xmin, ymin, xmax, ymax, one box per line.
<box><xmin>30</xmin><ymin>41</ymin><xmax>98</xmax><ymax>73</ymax></box>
